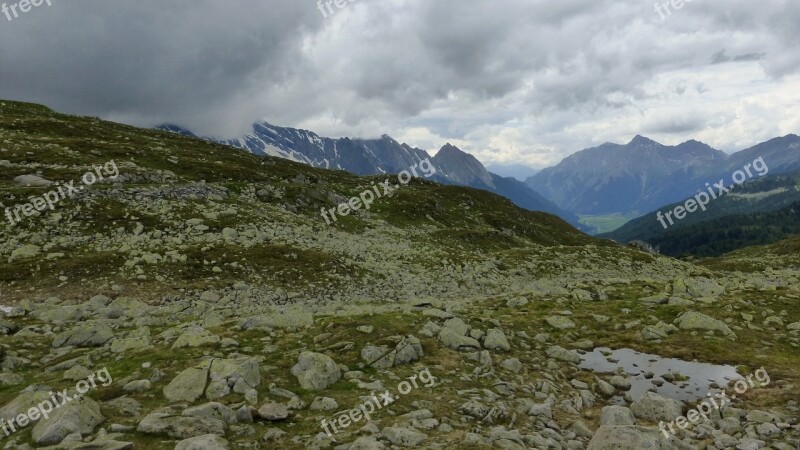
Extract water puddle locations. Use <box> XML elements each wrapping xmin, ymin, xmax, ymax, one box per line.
<box><xmin>579</xmin><ymin>347</ymin><xmax>743</xmax><ymax>403</ymax></box>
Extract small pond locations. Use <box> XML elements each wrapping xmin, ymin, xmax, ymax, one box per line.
<box><xmin>579</xmin><ymin>347</ymin><xmax>743</xmax><ymax>403</ymax></box>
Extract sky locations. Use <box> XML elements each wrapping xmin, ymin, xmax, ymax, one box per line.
<box><xmin>1</xmin><ymin>0</ymin><xmax>799</xmax><ymax>171</ymax></box>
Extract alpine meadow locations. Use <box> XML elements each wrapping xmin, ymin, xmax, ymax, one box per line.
<box><xmin>0</xmin><ymin>2</ymin><xmax>799</xmax><ymax>449</ymax></box>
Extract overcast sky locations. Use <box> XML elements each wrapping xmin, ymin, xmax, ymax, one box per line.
<box><xmin>1</xmin><ymin>0</ymin><xmax>799</xmax><ymax>169</ymax></box>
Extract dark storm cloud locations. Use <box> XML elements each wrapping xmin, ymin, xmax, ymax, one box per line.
<box><xmin>0</xmin><ymin>1</ymin><xmax>322</xmax><ymax>135</ymax></box>
<box><xmin>1</xmin><ymin>0</ymin><xmax>799</xmax><ymax>165</ymax></box>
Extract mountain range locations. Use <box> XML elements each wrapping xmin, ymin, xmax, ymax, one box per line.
<box><xmin>157</xmin><ymin>122</ymin><xmax>583</xmax><ymax>229</ymax></box>
<box><xmin>526</xmin><ymin>134</ymin><xmax>800</xmax><ymax>217</ymax></box>
<box><xmin>160</xmin><ymin>121</ymin><xmax>800</xmax><ymax>238</ymax></box>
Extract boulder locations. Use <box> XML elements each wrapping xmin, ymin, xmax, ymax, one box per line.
<box><xmin>183</xmin><ymin>402</ymin><xmax>237</xmax><ymax>425</ymax></box>
<box><xmin>11</xmin><ymin>244</ymin><xmax>42</xmax><ymax>260</ymax></box>
<box><xmin>31</xmin><ymin>396</ymin><xmax>105</xmax><ymax>446</ymax></box>
<box><xmin>381</xmin><ymin>426</ymin><xmax>428</xmax><ymax>447</ymax></box>
<box><xmin>309</xmin><ymin>397</ymin><xmax>338</xmax><ymax>411</ymax></box>
<box><xmin>52</xmin><ymin>323</ymin><xmax>114</xmax><ymax>348</ymax></box>
<box><xmin>291</xmin><ymin>352</ymin><xmax>341</xmax><ymax>391</ymax></box>
<box><xmin>631</xmin><ymin>392</ymin><xmax>684</xmax><ymax>422</ymax></box>
<box><xmin>361</xmin><ymin>345</ymin><xmax>394</xmax><ymax>369</ymax></box>
<box><xmin>587</xmin><ymin>425</ymin><xmax>677</xmax><ymax>450</ymax></box>
<box><xmin>545</xmin><ymin>316</ymin><xmax>576</xmax><ymax>329</ymax></box>
<box><xmin>239</xmin><ymin>311</ymin><xmax>313</xmax><ymax>331</ymax></box>
<box><xmin>349</xmin><ymin>436</ymin><xmax>387</xmax><ymax>450</ymax></box>
<box><xmin>546</xmin><ymin>345</ymin><xmax>581</xmax><ymax>364</ymax></box>
<box><xmin>362</xmin><ymin>336</ymin><xmax>424</xmax><ymax>369</ymax></box>
<box><xmin>442</xmin><ymin>318</ymin><xmax>470</xmax><ymax>336</ymax></box>
<box><xmin>172</xmin><ymin>327</ymin><xmax>221</xmax><ymax>349</ymax></box>
<box><xmin>137</xmin><ymin>411</ymin><xmax>225</xmax><ymax>439</ymax></box>
<box><xmin>600</xmin><ymin>406</ymin><xmax>636</xmax><ymax>426</ymax></box>
<box><xmin>674</xmin><ymin>311</ymin><xmax>736</xmax><ymax>338</ymax></box>
<box><xmin>13</xmin><ymin>174</ymin><xmax>53</xmax><ymax>187</ymax></box>
<box><xmin>175</xmin><ymin>434</ymin><xmax>230</xmax><ymax>450</ymax></box>
<box><xmin>164</xmin><ymin>361</ymin><xmax>212</xmax><ymax>403</ymax></box>
<box><xmin>483</xmin><ymin>328</ymin><xmax>511</xmax><ymax>351</ymax></box>
<box><xmin>438</xmin><ymin>328</ymin><xmax>481</xmax><ymax>351</ymax></box>
<box><xmin>257</xmin><ymin>403</ymin><xmax>289</xmax><ymax>421</ymax></box>
<box><xmin>0</xmin><ymin>390</ymin><xmax>54</xmax><ymax>424</ymax></box>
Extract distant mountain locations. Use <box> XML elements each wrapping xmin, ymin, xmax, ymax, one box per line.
<box><xmin>434</xmin><ymin>144</ymin><xmax>495</xmax><ymax>187</ymax></box>
<box><xmin>726</xmin><ymin>135</ymin><xmax>800</xmax><ymax>175</ymax></box>
<box><xmin>526</xmin><ymin>135</ymin><xmax>729</xmax><ymax>216</ymax></box>
<box><xmin>527</xmin><ymin>134</ymin><xmax>800</xmax><ymax>217</ymax></box>
<box><xmin>157</xmin><ymin>122</ymin><xmax>583</xmax><ymax>229</ymax></box>
<box><xmin>601</xmin><ymin>173</ymin><xmax>800</xmax><ymax>257</ymax></box>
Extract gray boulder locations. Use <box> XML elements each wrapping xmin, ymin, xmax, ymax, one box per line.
<box><xmin>137</xmin><ymin>411</ymin><xmax>225</xmax><ymax>439</ymax></box>
<box><xmin>0</xmin><ymin>390</ymin><xmax>52</xmax><ymax>423</ymax></box>
<box><xmin>587</xmin><ymin>425</ymin><xmax>677</xmax><ymax>450</ymax></box>
<box><xmin>631</xmin><ymin>392</ymin><xmax>684</xmax><ymax>422</ymax></box>
<box><xmin>546</xmin><ymin>345</ymin><xmax>581</xmax><ymax>364</ymax></box>
<box><xmin>674</xmin><ymin>311</ymin><xmax>735</xmax><ymax>338</ymax></box>
<box><xmin>0</xmin><ymin>318</ymin><xmax>18</xmax><ymax>335</ymax></box>
<box><xmin>545</xmin><ymin>316</ymin><xmax>576</xmax><ymax>329</ymax></box>
<box><xmin>361</xmin><ymin>345</ymin><xmax>393</xmax><ymax>369</ymax></box>
<box><xmin>52</xmin><ymin>323</ymin><xmax>114</xmax><ymax>348</ymax></box>
<box><xmin>164</xmin><ymin>361</ymin><xmax>211</xmax><ymax>403</ymax></box>
<box><xmin>172</xmin><ymin>327</ymin><xmax>221</xmax><ymax>349</ymax></box>
<box><xmin>257</xmin><ymin>402</ymin><xmax>289</xmax><ymax>421</ymax></box>
<box><xmin>183</xmin><ymin>402</ymin><xmax>237</xmax><ymax>425</ymax></box>
<box><xmin>349</xmin><ymin>436</ymin><xmax>387</xmax><ymax>449</ymax></box>
<box><xmin>175</xmin><ymin>434</ymin><xmax>230</xmax><ymax>450</ymax></box>
<box><xmin>362</xmin><ymin>336</ymin><xmax>424</xmax><ymax>369</ymax></box>
<box><xmin>438</xmin><ymin>328</ymin><xmax>481</xmax><ymax>351</ymax></box>
<box><xmin>31</xmin><ymin>396</ymin><xmax>105</xmax><ymax>446</ymax></box>
<box><xmin>483</xmin><ymin>328</ymin><xmax>511</xmax><ymax>351</ymax></box>
<box><xmin>600</xmin><ymin>406</ymin><xmax>636</xmax><ymax>426</ymax></box>
<box><xmin>381</xmin><ymin>426</ymin><xmax>428</xmax><ymax>447</ymax></box>
<box><xmin>291</xmin><ymin>352</ymin><xmax>341</xmax><ymax>390</ymax></box>
<box><xmin>14</xmin><ymin>174</ymin><xmax>53</xmax><ymax>187</ymax></box>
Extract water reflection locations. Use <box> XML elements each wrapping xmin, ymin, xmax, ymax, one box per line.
<box><xmin>579</xmin><ymin>347</ymin><xmax>743</xmax><ymax>403</ymax></box>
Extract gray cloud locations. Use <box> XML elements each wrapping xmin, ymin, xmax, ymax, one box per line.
<box><xmin>1</xmin><ymin>0</ymin><xmax>798</xmax><ymax>165</ymax></box>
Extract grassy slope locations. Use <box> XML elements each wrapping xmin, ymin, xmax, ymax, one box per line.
<box><xmin>601</xmin><ymin>173</ymin><xmax>800</xmax><ymax>256</ymax></box>
<box><xmin>0</xmin><ymin>99</ymin><xmax>602</xmax><ymax>296</ymax></box>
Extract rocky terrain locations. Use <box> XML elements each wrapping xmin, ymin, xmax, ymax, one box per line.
<box><xmin>0</xmin><ymin>100</ymin><xmax>798</xmax><ymax>449</ymax></box>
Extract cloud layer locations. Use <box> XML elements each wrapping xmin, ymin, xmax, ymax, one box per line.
<box><xmin>1</xmin><ymin>0</ymin><xmax>798</xmax><ymax>167</ymax></box>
